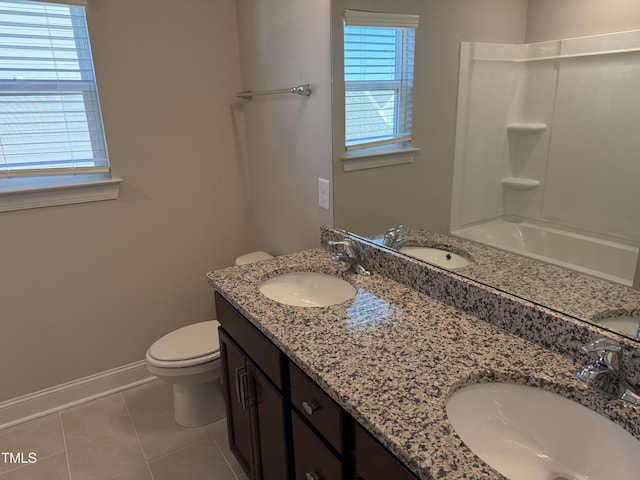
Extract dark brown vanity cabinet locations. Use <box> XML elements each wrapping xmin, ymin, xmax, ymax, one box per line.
<box><xmin>215</xmin><ymin>292</ymin><xmax>418</xmax><ymax>480</ymax></box>
<box><xmin>216</xmin><ymin>294</ymin><xmax>289</xmax><ymax>480</ymax></box>
<box><xmin>354</xmin><ymin>423</ymin><xmax>419</xmax><ymax>480</ymax></box>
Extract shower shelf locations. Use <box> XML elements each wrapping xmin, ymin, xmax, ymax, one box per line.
<box><xmin>506</xmin><ymin>123</ymin><xmax>547</xmax><ymax>133</ymax></box>
<box><xmin>502</xmin><ymin>177</ymin><xmax>541</xmax><ymax>190</ymax></box>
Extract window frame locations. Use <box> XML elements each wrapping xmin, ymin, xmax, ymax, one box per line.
<box><xmin>0</xmin><ymin>0</ymin><xmax>119</xmax><ymax>211</ymax></box>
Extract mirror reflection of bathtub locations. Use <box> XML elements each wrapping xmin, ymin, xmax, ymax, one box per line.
<box><xmin>450</xmin><ymin>30</ymin><xmax>640</xmax><ymax>289</ymax></box>
<box><xmin>452</xmin><ymin>220</ymin><xmax>639</xmax><ymax>287</ymax></box>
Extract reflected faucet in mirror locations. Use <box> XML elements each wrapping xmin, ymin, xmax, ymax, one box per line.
<box><xmin>382</xmin><ymin>225</ymin><xmax>406</xmax><ymax>249</ymax></box>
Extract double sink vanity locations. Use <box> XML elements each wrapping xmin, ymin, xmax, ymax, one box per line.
<box><xmin>206</xmin><ymin>226</ymin><xmax>640</xmax><ymax>480</ymax></box>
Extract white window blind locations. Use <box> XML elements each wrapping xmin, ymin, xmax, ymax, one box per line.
<box><xmin>344</xmin><ymin>9</ymin><xmax>418</xmax><ymax>151</ymax></box>
<box><xmin>0</xmin><ymin>0</ymin><xmax>110</xmax><ymax>178</ymax></box>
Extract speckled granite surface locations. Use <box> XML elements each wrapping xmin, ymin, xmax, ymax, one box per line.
<box><xmin>207</xmin><ymin>246</ymin><xmax>640</xmax><ymax>480</ymax></box>
<box><xmin>364</xmin><ymin>226</ymin><xmax>640</xmax><ymax>326</ymax></box>
<box><xmin>323</xmin><ymin>227</ymin><xmax>640</xmax><ymax>386</ymax></box>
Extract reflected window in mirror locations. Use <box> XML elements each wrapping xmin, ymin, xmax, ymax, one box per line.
<box><xmin>343</xmin><ymin>10</ymin><xmax>419</xmax><ymax>157</ymax></box>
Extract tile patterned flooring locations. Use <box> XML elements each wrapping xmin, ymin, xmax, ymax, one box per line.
<box><xmin>0</xmin><ymin>380</ymin><xmax>247</xmax><ymax>480</ymax></box>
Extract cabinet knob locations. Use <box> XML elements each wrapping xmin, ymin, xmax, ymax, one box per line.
<box><xmin>305</xmin><ymin>472</ymin><xmax>320</xmax><ymax>480</ymax></box>
<box><xmin>302</xmin><ymin>400</ymin><xmax>319</xmax><ymax>415</ymax></box>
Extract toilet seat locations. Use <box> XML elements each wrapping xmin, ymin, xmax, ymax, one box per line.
<box><xmin>147</xmin><ymin>320</ymin><xmax>220</xmax><ymax>368</ymax></box>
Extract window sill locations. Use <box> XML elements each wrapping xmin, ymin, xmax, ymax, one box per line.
<box><xmin>0</xmin><ymin>175</ymin><xmax>122</xmax><ymax>213</ymax></box>
<box><xmin>341</xmin><ymin>145</ymin><xmax>420</xmax><ymax>171</ymax></box>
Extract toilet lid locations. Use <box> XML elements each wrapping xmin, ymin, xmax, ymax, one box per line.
<box><xmin>148</xmin><ymin>321</ymin><xmax>220</xmax><ymax>362</ymax></box>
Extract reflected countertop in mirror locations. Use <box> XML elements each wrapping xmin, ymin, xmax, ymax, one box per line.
<box><xmin>361</xmin><ymin>226</ymin><xmax>640</xmax><ymax>341</ymax></box>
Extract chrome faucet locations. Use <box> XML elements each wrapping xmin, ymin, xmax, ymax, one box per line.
<box><xmin>382</xmin><ymin>225</ymin><xmax>406</xmax><ymax>249</ymax></box>
<box><xmin>328</xmin><ymin>239</ymin><xmax>371</xmax><ymax>276</ymax></box>
<box><xmin>576</xmin><ymin>338</ymin><xmax>640</xmax><ymax>406</ymax></box>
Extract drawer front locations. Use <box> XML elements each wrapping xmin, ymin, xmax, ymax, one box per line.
<box><xmin>354</xmin><ymin>423</ymin><xmax>418</xmax><ymax>480</ymax></box>
<box><xmin>290</xmin><ymin>362</ymin><xmax>343</xmax><ymax>453</ymax></box>
<box><xmin>215</xmin><ymin>292</ymin><xmax>282</xmax><ymax>389</ymax></box>
<box><xmin>292</xmin><ymin>411</ymin><xmax>342</xmax><ymax>480</ymax></box>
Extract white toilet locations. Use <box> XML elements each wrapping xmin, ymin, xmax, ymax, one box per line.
<box><xmin>145</xmin><ymin>251</ymin><xmax>273</xmax><ymax>427</ymax></box>
<box><xmin>146</xmin><ymin>321</ymin><xmax>222</xmax><ymax>427</ymax></box>
<box><xmin>234</xmin><ymin>250</ymin><xmax>272</xmax><ymax>266</ymax></box>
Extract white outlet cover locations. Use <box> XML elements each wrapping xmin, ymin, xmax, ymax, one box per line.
<box><xmin>318</xmin><ymin>178</ymin><xmax>330</xmax><ymax>210</ymax></box>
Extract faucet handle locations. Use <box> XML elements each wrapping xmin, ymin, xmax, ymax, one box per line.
<box><xmin>328</xmin><ymin>238</ymin><xmax>371</xmax><ymax>276</ymax></box>
<box><xmin>578</xmin><ymin>338</ymin><xmax>640</xmax><ymax>405</ymax></box>
<box><xmin>583</xmin><ymin>338</ymin><xmax>622</xmax><ymax>354</ymax></box>
<box><xmin>328</xmin><ymin>239</ymin><xmax>353</xmax><ymax>247</ymax></box>
<box><xmin>328</xmin><ymin>239</ymin><xmax>355</xmax><ymax>256</ymax></box>
<box><xmin>582</xmin><ymin>338</ymin><xmax>623</xmax><ymax>374</ymax></box>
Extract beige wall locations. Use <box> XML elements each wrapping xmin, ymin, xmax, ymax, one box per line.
<box><xmin>526</xmin><ymin>0</ymin><xmax>640</xmax><ymax>42</ymax></box>
<box><xmin>235</xmin><ymin>0</ymin><xmax>333</xmax><ymax>255</ymax></box>
<box><xmin>0</xmin><ymin>0</ymin><xmax>250</xmax><ymax>402</ymax></box>
<box><xmin>6</xmin><ymin>0</ymin><xmax>640</xmax><ymax>405</ymax></box>
<box><xmin>332</xmin><ymin>0</ymin><xmax>528</xmax><ymax>236</ymax></box>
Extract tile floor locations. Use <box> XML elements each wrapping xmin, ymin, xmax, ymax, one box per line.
<box><xmin>0</xmin><ymin>380</ymin><xmax>247</xmax><ymax>480</ymax></box>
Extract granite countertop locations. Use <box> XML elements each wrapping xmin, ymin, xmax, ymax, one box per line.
<box><xmin>207</xmin><ymin>248</ymin><xmax>640</xmax><ymax>480</ymax></box>
<box><xmin>370</xmin><ymin>227</ymin><xmax>640</xmax><ymax>321</ymax></box>
<box><xmin>369</xmin><ymin>226</ymin><xmax>640</xmax><ymax>323</ymax></box>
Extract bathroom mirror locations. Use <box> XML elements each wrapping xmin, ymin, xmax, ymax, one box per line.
<box><xmin>331</xmin><ymin>0</ymin><xmax>640</xmax><ymax>341</ymax></box>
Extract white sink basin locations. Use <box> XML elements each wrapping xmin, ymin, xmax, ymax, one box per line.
<box><xmin>258</xmin><ymin>272</ymin><xmax>356</xmax><ymax>307</ymax></box>
<box><xmin>399</xmin><ymin>246</ymin><xmax>471</xmax><ymax>269</ymax></box>
<box><xmin>594</xmin><ymin>315</ymin><xmax>639</xmax><ymax>337</ymax></box>
<box><xmin>446</xmin><ymin>382</ymin><xmax>640</xmax><ymax>480</ymax></box>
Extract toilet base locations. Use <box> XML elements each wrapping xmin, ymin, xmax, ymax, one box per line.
<box><xmin>173</xmin><ymin>380</ymin><xmax>222</xmax><ymax>427</ymax></box>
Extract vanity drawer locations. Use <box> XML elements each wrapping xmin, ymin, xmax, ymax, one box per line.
<box><xmin>292</xmin><ymin>410</ymin><xmax>342</xmax><ymax>480</ymax></box>
<box><xmin>215</xmin><ymin>292</ymin><xmax>283</xmax><ymax>389</ymax></box>
<box><xmin>290</xmin><ymin>361</ymin><xmax>343</xmax><ymax>453</ymax></box>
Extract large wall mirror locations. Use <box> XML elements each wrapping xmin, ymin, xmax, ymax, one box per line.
<box><xmin>331</xmin><ymin>0</ymin><xmax>640</xmax><ymax>341</ymax></box>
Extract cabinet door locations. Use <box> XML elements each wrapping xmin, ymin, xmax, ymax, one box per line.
<box><xmin>354</xmin><ymin>423</ymin><xmax>417</xmax><ymax>480</ymax></box>
<box><xmin>220</xmin><ymin>328</ymin><xmax>290</xmax><ymax>480</ymax></box>
<box><xmin>250</xmin><ymin>359</ymin><xmax>289</xmax><ymax>480</ymax></box>
<box><xmin>219</xmin><ymin>329</ymin><xmax>258</xmax><ymax>478</ymax></box>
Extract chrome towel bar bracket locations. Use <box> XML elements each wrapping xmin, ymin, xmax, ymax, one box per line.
<box><xmin>236</xmin><ymin>83</ymin><xmax>312</xmax><ymax>100</ymax></box>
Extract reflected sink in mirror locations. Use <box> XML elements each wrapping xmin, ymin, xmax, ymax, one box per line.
<box><xmin>258</xmin><ymin>272</ymin><xmax>356</xmax><ymax>307</ymax></box>
<box><xmin>446</xmin><ymin>382</ymin><xmax>640</xmax><ymax>480</ymax></box>
<box><xmin>398</xmin><ymin>246</ymin><xmax>471</xmax><ymax>269</ymax></box>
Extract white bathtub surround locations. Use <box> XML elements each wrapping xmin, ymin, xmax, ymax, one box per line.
<box><xmin>453</xmin><ymin>219</ymin><xmax>639</xmax><ymax>286</ymax></box>
<box><xmin>451</xmin><ymin>29</ymin><xmax>640</xmax><ymax>283</ymax></box>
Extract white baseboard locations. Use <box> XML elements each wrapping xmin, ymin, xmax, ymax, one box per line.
<box><xmin>0</xmin><ymin>360</ymin><xmax>156</xmax><ymax>430</ymax></box>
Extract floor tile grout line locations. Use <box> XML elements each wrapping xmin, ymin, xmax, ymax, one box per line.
<box><xmin>0</xmin><ymin>382</ymin><xmax>234</xmax><ymax>480</ymax></box>
<box><xmin>119</xmin><ymin>392</ymin><xmax>156</xmax><ymax>480</ymax></box>
<box><xmin>58</xmin><ymin>411</ymin><xmax>72</xmax><ymax>480</ymax></box>
<box><xmin>143</xmin><ymin>433</ymin><xmax>218</xmax><ymax>465</ymax></box>
<box><xmin>0</xmin><ymin>450</ymin><xmax>67</xmax><ymax>478</ymax></box>
<box><xmin>207</xmin><ymin>426</ymin><xmax>240</xmax><ymax>477</ymax></box>
<box><xmin>57</xmin><ymin>393</ymin><xmax>145</xmax><ymax>452</ymax></box>
<box><xmin>0</xmin><ymin>413</ymin><xmax>69</xmax><ymax>478</ymax></box>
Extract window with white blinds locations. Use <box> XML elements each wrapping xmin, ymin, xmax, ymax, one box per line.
<box><xmin>344</xmin><ymin>10</ymin><xmax>418</xmax><ymax>151</ymax></box>
<box><xmin>0</xmin><ymin>0</ymin><xmax>110</xmax><ymax>179</ymax></box>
